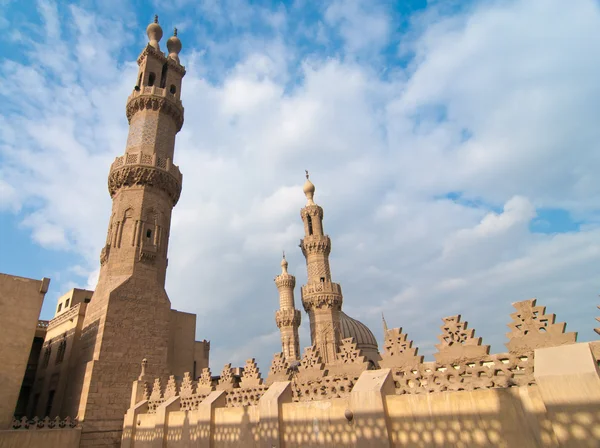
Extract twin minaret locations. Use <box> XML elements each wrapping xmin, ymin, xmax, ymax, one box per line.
<box><xmin>274</xmin><ymin>172</ymin><xmax>344</xmax><ymax>363</ymax></box>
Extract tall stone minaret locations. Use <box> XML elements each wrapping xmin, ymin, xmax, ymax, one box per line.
<box><xmin>66</xmin><ymin>17</ymin><xmax>186</xmax><ymax>446</ymax></box>
<box><xmin>299</xmin><ymin>172</ymin><xmax>343</xmax><ymax>364</ymax></box>
<box><xmin>274</xmin><ymin>253</ymin><xmax>301</xmax><ymax>360</ymax></box>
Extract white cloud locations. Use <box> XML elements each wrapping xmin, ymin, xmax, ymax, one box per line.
<box><xmin>1</xmin><ymin>0</ymin><xmax>599</xmax><ymax>371</ymax></box>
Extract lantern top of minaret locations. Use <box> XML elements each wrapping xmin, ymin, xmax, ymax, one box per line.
<box><xmin>303</xmin><ymin>170</ymin><xmax>315</xmax><ymax>206</ymax></box>
<box><xmin>280</xmin><ymin>251</ymin><xmax>289</xmax><ymax>274</ymax></box>
<box><xmin>146</xmin><ymin>15</ymin><xmax>163</xmax><ymax>50</ymax></box>
<box><xmin>167</xmin><ymin>28</ymin><xmax>182</xmax><ymax>63</ymax></box>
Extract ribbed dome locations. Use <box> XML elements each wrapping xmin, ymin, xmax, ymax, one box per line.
<box><xmin>339</xmin><ymin>311</ymin><xmax>378</xmax><ymax>350</ymax></box>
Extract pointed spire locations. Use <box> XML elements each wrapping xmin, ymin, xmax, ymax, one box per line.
<box><xmin>147</xmin><ymin>15</ymin><xmax>163</xmax><ymax>50</ymax></box>
<box><xmin>303</xmin><ymin>170</ymin><xmax>315</xmax><ymax>206</ymax></box>
<box><xmin>382</xmin><ymin>313</ymin><xmax>388</xmax><ymax>334</ymax></box>
<box><xmin>280</xmin><ymin>251</ymin><xmax>289</xmax><ymax>274</ymax></box>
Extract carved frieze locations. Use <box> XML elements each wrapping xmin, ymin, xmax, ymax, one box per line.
<box><xmin>300</xmin><ymin>235</ymin><xmax>331</xmax><ymax>256</ymax></box>
<box><xmin>108</xmin><ymin>165</ymin><xmax>182</xmax><ymax>205</ymax></box>
<box><xmin>275</xmin><ymin>309</ymin><xmax>301</xmax><ymax>328</ymax></box>
<box><xmin>126</xmin><ymin>94</ymin><xmax>184</xmax><ymax>131</ymax></box>
<box><xmin>301</xmin><ymin>292</ymin><xmax>343</xmax><ymax>311</ymax></box>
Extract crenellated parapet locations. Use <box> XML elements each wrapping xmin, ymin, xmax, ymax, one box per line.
<box><xmin>300</xmin><ymin>289</ymin><xmax>343</xmax><ymax>312</ymax></box>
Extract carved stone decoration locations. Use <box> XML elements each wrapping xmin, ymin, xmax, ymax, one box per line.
<box><xmin>137</xmin><ymin>44</ymin><xmax>186</xmax><ymax>76</ymax></box>
<box><xmin>138</xmin><ymin>249</ymin><xmax>157</xmax><ymax>265</ymax></box>
<box><xmin>126</xmin><ymin>94</ymin><xmax>185</xmax><ymax>131</ymax></box>
<box><xmin>163</xmin><ymin>375</ymin><xmax>177</xmax><ymax>400</ymax></box>
<box><xmin>328</xmin><ymin>337</ymin><xmax>369</xmax><ymax>376</ymax></box>
<box><xmin>180</xmin><ymin>372</ymin><xmax>194</xmax><ymax>398</ymax></box>
<box><xmin>297</xmin><ymin>345</ymin><xmax>327</xmax><ymax>382</ymax></box>
<box><xmin>197</xmin><ymin>367</ymin><xmax>213</xmax><ymax>394</ymax></box>
<box><xmin>147</xmin><ymin>378</ymin><xmax>165</xmax><ymax>413</ymax></box>
<box><xmin>239</xmin><ymin>358</ymin><xmax>264</xmax><ymax>388</ymax></box>
<box><xmin>275</xmin><ymin>309</ymin><xmax>302</xmax><ymax>328</ymax></box>
<box><xmin>149</xmin><ymin>378</ymin><xmax>162</xmax><ymax>401</ymax></box>
<box><xmin>505</xmin><ymin>299</ymin><xmax>577</xmax><ymax>355</ymax></box>
<box><xmin>434</xmin><ymin>315</ymin><xmax>490</xmax><ymax>364</ymax></box>
<box><xmin>216</xmin><ymin>363</ymin><xmax>236</xmax><ymax>391</ymax></box>
<box><xmin>379</xmin><ymin>327</ymin><xmax>424</xmax><ymax>369</ymax></box>
<box><xmin>108</xmin><ymin>165</ymin><xmax>182</xmax><ymax>206</ymax></box>
<box><xmin>265</xmin><ymin>352</ymin><xmax>291</xmax><ymax>385</ymax></box>
<box><xmin>99</xmin><ymin>244</ymin><xmax>110</xmax><ymax>266</ymax></box>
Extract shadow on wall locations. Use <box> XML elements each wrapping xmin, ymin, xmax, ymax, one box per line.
<box><xmin>124</xmin><ymin>395</ymin><xmax>600</xmax><ymax>447</ymax></box>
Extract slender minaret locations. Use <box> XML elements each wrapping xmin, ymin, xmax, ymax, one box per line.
<box><xmin>299</xmin><ymin>172</ymin><xmax>343</xmax><ymax>363</ymax></box>
<box><xmin>65</xmin><ymin>17</ymin><xmax>186</xmax><ymax>446</ymax></box>
<box><xmin>274</xmin><ymin>253</ymin><xmax>301</xmax><ymax>360</ymax></box>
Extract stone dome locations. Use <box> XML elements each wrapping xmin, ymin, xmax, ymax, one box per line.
<box><xmin>339</xmin><ymin>311</ymin><xmax>378</xmax><ymax>351</ymax></box>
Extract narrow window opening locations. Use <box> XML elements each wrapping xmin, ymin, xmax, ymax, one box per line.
<box><xmin>84</xmin><ymin>297</ymin><xmax>91</xmax><ymax>303</ymax></box>
<box><xmin>320</xmin><ymin>277</ymin><xmax>325</xmax><ymax>283</ymax></box>
<box><xmin>57</xmin><ymin>303</ymin><xmax>62</xmax><ymax>313</ymax></box>
<box><xmin>65</xmin><ymin>299</ymin><xmax>70</xmax><ymax>308</ymax></box>
<box><xmin>170</xmin><ymin>84</ymin><xmax>177</xmax><ymax>95</ymax></box>
<box><xmin>146</xmin><ymin>229</ymin><xmax>152</xmax><ymax>239</ymax></box>
<box><xmin>160</xmin><ymin>63</ymin><xmax>168</xmax><ymax>88</ymax></box>
<box><xmin>148</xmin><ymin>72</ymin><xmax>156</xmax><ymax>87</ymax></box>
<box><xmin>307</xmin><ymin>215</ymin><xmax>313</xmax><ymax>235</ymax></box>
<box><xmin>45</xmin><ymin>390</ymin><xmax>55</xmax><ymax>417</ymax></box>
<box><xmin>136</xmin><ymin>72</ymin><xmax>143</xmax><ymax>90</ymax></box>
<box><xmin>55</xmin><ymin>339</ymin><xmax>66</xmax><ymax>365</ymax></box>
<box><xmin>42</xmin><ymin>345</ymin><xmax>52</xmax><ymax>368</ymax></box>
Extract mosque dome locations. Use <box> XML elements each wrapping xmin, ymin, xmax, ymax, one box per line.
<box><xmin>339</xmin><ymin>311</ymin><xmax>378</xmax><ymax>351</ymax></box>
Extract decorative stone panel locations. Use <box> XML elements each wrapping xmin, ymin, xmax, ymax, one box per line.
<box><xmin>434</xmin><ymin>315</ymin><xmax>490</xmax><ymax>364</ymax></box>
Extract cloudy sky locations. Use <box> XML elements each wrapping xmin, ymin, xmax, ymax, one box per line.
<box><xmin>1</xmin><ymin>0</ymin><xmax>599</xmax><ymax>372</ymax></box>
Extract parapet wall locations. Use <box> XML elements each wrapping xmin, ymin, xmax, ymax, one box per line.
<box><xmin>121</xmin><ymin>299</ymin><xmax>600</xmax><ymax>447</ymax></box>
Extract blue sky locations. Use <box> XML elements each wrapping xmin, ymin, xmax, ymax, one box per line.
<box><xmin>1</xmin><ymin>0</ymin><xmax>599</xmax><ymax>371</ymax></box>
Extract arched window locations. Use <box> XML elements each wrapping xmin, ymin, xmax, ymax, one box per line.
<box><xmin>170</xmin><ymin>84</ymin><xmax>177</xmax><ymax>95</ymax></box>
<box><xmin>307</xmin><ymin>215</ymin><xmax>313</xmax><ymax>235</ymax></box>
<box><xmin>136</xmin><ymin>72</ymin><xmax>143</xmax><ymax>90</ymax></box>
<box><xmin>148</xmin><ymin>72</ymin><xmax>156</xmax><ymax>87</ymax></box>
<box><xmin>160</xmin><ymin>63</ymin><xmax>168</xmax><ymax>88</ymax></box>
<box><xmin>146</xmin><ymin>229</ymin><xmax>152</xmax><ymax>239</ymax></box>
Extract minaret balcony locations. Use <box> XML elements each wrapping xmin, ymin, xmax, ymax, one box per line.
<box><xmin>301</xmin><ymin>281</ymin><xmax>342</xmax><ymax>297</ymax></box>
<box><xmin>300</xmin><ymin>235</ymin><xmax>331</xmax><ymax>255</ymax></box>
<box><xmin>275</xmin><ymin>309</ymin><xmax>301</xmax><ymax>328</ymax></box>
<box><xmin>108</xmin><ymin>151</ymin><xmax>183</xmax><ymax>205</ymax></box>
<box><xmin>126</xmin><ymin>86</ymin><xmax>185</xmax><ymax>131</ymax></box>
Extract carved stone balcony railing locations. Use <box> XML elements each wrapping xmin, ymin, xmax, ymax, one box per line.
<box><xmin>301</xmin><ymin>282</ymin><xmax>342</xmax><ymax>297</ymax></box>
<box><xmin>108</xmin><ymin>150</ymin><xmax>183</xmax><ymax>205</ymax></box>
<box><xmin>48</xmin><ymin>304</ymin><xmax>83</xmax><ymax>329</ymax></box>
<box><xmin>37</xmin><ymin>320</ymin><xmax>49</xmax><ymax>329</ymax></box>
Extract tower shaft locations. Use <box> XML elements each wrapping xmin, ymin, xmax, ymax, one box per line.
<box><xmin>299</xmin><ymin>178</ymin><xmax>343</xmax><ymax>364</ymax></box>
<box><xmin>274</xmin><ymin>259</ymin><xmax>301</xmax><ymax>360</ymax></box>
<box><xmin>64</xmin><ymin>22</ymin><xmax>186</xmax><ymax>447</ymax></box>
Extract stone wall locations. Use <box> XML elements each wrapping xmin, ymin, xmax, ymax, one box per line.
<box><xmin>121</xmin><ymin>299</ymin><xmax>600</xmax><ymax>447</ymax></box>
<box><xmin>0</xmin><ymin>274</ymin><xmax>49</xmax><ymax>428</ymax></box>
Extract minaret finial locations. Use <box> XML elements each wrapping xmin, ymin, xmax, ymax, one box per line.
<box><xmin>280</xmin><ymin>252</ymin><xmax>288</xmax><ymax>274</ymax></box>
<box><xmin>167</xmin><ymin>26</ymin><xmax>183</xmax><ymax>63</ymax></box>
<box><xmin>382</xmin><ymin>313</ymin><xmax>388</xmax><ymax>334</ymax></box>
<box><xmin>282</xmin><ymin>250</ymin><xmax>285</xmax><ymax>259</ymax></box>
<box><xmin>147</xmin><ymin>15</ymin><xmax>163</xmax><ymax>50</ymax></box>
<box><xmin>302</xmin><ymin>171</ymin><xmax>315</xmax><ymax>205</ymax></box>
